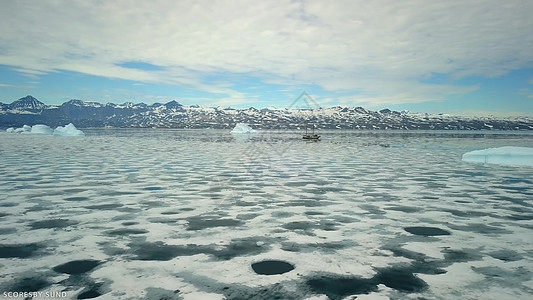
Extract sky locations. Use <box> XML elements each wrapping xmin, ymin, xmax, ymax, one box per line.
<box><xmin>0</xmin><ymin>0</ymin><xmax>532</xmax><ymax>116</ymax></box>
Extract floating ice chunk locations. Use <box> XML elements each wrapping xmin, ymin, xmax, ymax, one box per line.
<box><xmin>13</xmin><ymin>125</ymin><xmax>32</xmax><ymax>133</ymax></box>
<box><xmin>6</xmin><ymin>123</ymin><xmax>85</xmax><ymax>137</ymax></box>
<box><xmin>53</xmin><ymin>123</ymin><xmax>85</xmax><ymax>137</ymax></box>
<box><xmin>7</xmin><ymin>124</ymin><xmax>50</xmax><ymax>134</ymax></box>
<box><xmin>182</xmin><ymin>292</ymin><xmax>225</xmax><ymax>300</ymax></box>
<box><xmin>354</xmin><ymin>293</ymin><xmax>391</xmax><ymax>300</ymax></box>
<box><xmin>231</xmin><ymin>123</ymin><xmax>256</xmax><ymax>133</ymax></box>
<box><xmin>462</xmin><ymin>146</ymin><xmax>533</xmax><ymax>166</ymax></box>
<box><xmin>30</xmin><ymin>124</ymin><xmax>54</xmax><ymax>135</ymax></box>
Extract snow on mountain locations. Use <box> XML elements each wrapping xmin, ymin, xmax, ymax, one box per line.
<box><xmin>62</xmin><ymin>99</ymin><xmax>104</xmax><ymax>108</ymax></box>
<box><xmin>0</xmin><ymin>95</ymin><xmax>532</xmax><ymax>130</ymax></box>
<box><xmin>7</xmin><ymin>95</ymin><xmax>46</xmax><ymax>110</ymax></box>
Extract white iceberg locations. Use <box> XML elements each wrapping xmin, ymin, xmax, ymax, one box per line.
<box><xmin>53</xmin><ymin>123</ymin><xmax>85</xmax><ymax>137</ymax></box>
<box><xmin>29</xmin><ymin>124</ymin><xmax>54</xmax><ymax>135</ymax></box>
<box><xmin>11</xmin><ymin>125</ymin><xmax>32</xmax><ymax>133</ymax></box>
<box><xmin>231</xmin><ymin>123</ymin><xmax>256</xmax><ymax>133</ymax></box>
<box><xmin>6</xmin><ymin>123</ymin><xmax>85</xmax><ymax>137</ymax></box>
<box><xmin>462</xmin><ymin>146</ymin><xmax>533</xmax><ymax>166</ymax></box>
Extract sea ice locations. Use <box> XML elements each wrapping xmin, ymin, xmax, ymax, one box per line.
<box><xmin>2</xmin><ymin>130</ymin><xmax>532</xmax><ymax>299</ymax></box>
<box><xmin>230</xmin><ymin>123</ymin><xmax>256</xmax><ymax>133</ymax></box>
<box><xmin>29</xmin><ymin>124</ymin><xmax>54</xmax><ymax>135</ymax></box>
<box><xmin>6</xmin><ymin>123</ymin><xmax>85</xmax><ymax>137</ymax></box>
<box><xmin>462</xmin><ymin>146</ymin><xmax>533</xmax><ymax>166</ymax></box>
<box><xmin>53</xmin><ymin>123</ymin><xmax>85</xmax><ymax>137</ymax></box>
<box><xmin>7</xmin><ymin>124</ymin><xmax>32</xmax><ymax>133</ymax></box>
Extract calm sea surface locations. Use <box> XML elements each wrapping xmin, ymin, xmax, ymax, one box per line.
<box><xmin>1</xmin><ymin>129</ymin><xmax>532</xmax><ymax>299</ymax></box>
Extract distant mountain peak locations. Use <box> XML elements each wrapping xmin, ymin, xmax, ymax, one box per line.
<box><xmin>63</xmin><ymin>99</ymin><xmax>85</xmax><ymax>106</ymax></box>
<box><xmin>9</xmin><ymin>95</ymin><xmax>46</xmax><ymax>110</ymax></box>
<box><xmin>164</xmin><ymin>100</ymin><xmax>182</xmax><ymax>108</ymax></box>
<box><xmin>62</xmin><ymin>99</ymin><xmax>104</xmax><ymax>108</ymax></box>
<box><xmin>20</xmin><ymin>95</ymin><xmax>38</xmax><ymax>101</ymax></box>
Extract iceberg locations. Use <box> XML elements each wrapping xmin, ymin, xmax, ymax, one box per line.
<box><xmin>29</xmin><ymin>124</ymin><xmax>54</xmax><ymax>135</ymax></box>
<box><xmin>231</xmin><ymin>123</ymin><xmax>256</xmax><ymax>133</ymax></box>
<box><xmin>6</xmin><ymin>123</ymin><xmax>85</xmax><ymax>137</ymax></box>
<box><xmin>53</xmin><ymin>123</ymin><xmax>85</xmax><ymax>137</ymax></box>
<box><xmin>462</xmin><ymin>146</ymin><xmax>533</xmax><ymax>166</ymax></box>
<box><xmin>10</xmin><ymin>125</ymin><xmax>32</xmax><ymax>133</ymax></box>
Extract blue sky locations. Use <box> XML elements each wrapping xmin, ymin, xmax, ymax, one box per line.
<box><xmin>1</xmin><ymin>0</ymin><xmax>532</xmax><ymax>116</ymax></box>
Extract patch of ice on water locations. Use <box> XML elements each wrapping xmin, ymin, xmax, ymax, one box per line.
<box><xmin>53</xmin><ymin>123</ymin><xmax>85</xmax><ymax>136</ymax></box>
<box><xmin>303</xmin><ymin>296</ymin><xmax>330</xmax><ymax>300</ymax></box>
<box><xmin>6</xmin><ymin>123</ymin><xmax>85</xmax><ymax>136</ymax></box>
<box><xmin>403</xmin><ymin>242</ymin><xmax>445</xmax><ymax>260</ymax></box>
<box><xmin>230</xmin><ymin>123</ymin><xmax>256</xmax><ymax>133</ymax></box>
<box><xmin>355</xmin><ymin>288</ymin><xmax>394</xmax><ymax>300</ymax></box>
<box><xmin>182</xmin><ymin>292</ymin><xmax>225</xmax><ymax>300</ymax></box>
<box><xmin>462</xmin><ymin>146</ymin><xmax>533</xmax><ymax>166</ymax></box>
<box><xmin>6</xmin><ymin>124</ymin><xmax>30</xmax><ymax>133</ymax></box>
<box><xmin>29</xmin><ymin>124</ymin><xmax>54</xmax><ymax>135</ymax></box>
<box><xmin>2</xmin><ymin>130</ymin><xmax>533</xmax><ymax>299</ymax></box>
<box><xmin>418</xmin><ymin>257</ymin><xmax>516</xmax><ymax>299</ymax></box>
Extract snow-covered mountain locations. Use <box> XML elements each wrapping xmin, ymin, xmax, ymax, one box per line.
<box><xmin>1</xmin><ymin>95</ymin><xmax>532</xmax><ymax>130</ymax></box>
<box><xmin>5</xmin><ymin>95</ymin><xmax>47</xmax><ymax>111</ymax></box>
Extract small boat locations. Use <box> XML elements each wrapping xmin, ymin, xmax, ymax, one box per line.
<box><xmin>303</xmin><ymin>133</ymin><xmax>320</xmax><ymax>140</ymax></box>
<box><xmin>302</xmin><ymin>125</ymin><xmax>320</xmax><ymax>140</ymax></box>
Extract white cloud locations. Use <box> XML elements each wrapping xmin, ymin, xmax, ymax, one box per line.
<box><xmin>517</xmin><ymin>88</ymin><xmax>533</xmax><ymax>100</ymax></box>
<box><xmin>0</xmin><ymin>82</ymin><xmax>35</xmax><ymax>90</ymax></box>
<box><xmin>0</xmin><ymin>0</ymin><xmax>532</xmax><ymax>106</ymax></box>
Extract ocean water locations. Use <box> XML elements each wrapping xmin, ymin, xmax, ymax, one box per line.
<box><xmin>0</xmin><ymin>129</ymin><xmax>532</xmax><ymax>300</ymax></box>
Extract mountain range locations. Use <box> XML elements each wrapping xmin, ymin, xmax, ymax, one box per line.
<box><xmin>1</xmin><ymin>95</ymin><xmax>532</xmax><ymax>130</ymax></box>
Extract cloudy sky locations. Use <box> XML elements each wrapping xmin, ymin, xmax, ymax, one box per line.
<box><xmin>1</xmin><ymin>0</ymin><xmax>532</xmax><ymax>116</ymax></box>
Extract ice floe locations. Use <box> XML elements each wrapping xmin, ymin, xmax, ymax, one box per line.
<box><xmin>1</xmin><ymin>130</ymin><xmax>532</xmax><ymax>299</ymax></box>
<box><xmin>230</xmin><ymin>123</ymin><xmax>256</xmax><ymax>133</ymax></box>
<box><xmin>462</xmin><ymin>146</ymin><xmax>533</xmax><ymax>166</ymax></box>
<box><xmin>6</xmin><ymin>123</ymin><xmax>85</xmax><ymax>137</ymax></box>
<box><xmin>26</xmin><ymin>124</ymin><xmax>54</xmax><ymax>135</ymax></box>
<box><xmin>52</xmin><ymin>123</ymin><xmax>85</xmax><ymax>136</ymax></box>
